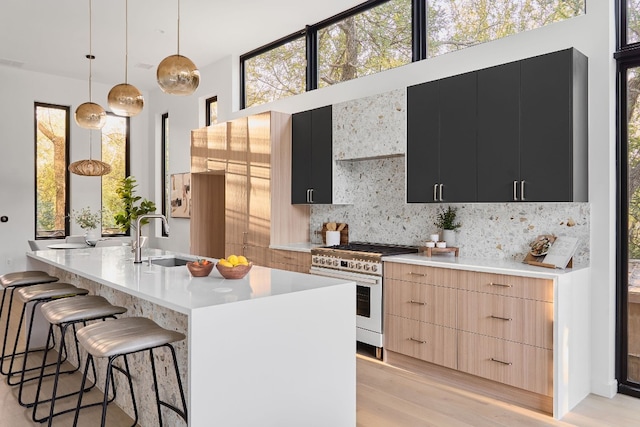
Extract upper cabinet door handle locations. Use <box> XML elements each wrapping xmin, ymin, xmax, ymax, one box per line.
<box><xmin>513</xmin><ymin>180</ymin><xmax>519</xmax><ymax>201</ymax></box>
<box><xmin>520</xmin><ymin>180</ymin><xmax>526</xmax><ymax>201</ymax></box>
<box><xmin>309</xmin><ymin>188</ymin><xmax>314</xmax><ymax>204</ymax></box>
<box><xmin>438</xmin><ymin>184</ymin><xmax>444</xmax><ymax>201</ymax></box>
<box><xmin>433</xmin><ymin>184</ymin><xmax>438</xmax><ymax>202</ymax></box>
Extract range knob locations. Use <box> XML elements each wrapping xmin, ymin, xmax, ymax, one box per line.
<box><xmin>364</xmin><ymin>264</ymin><xmax>370</xmax><ymax>271</ymax></box>
<box><xmin>312</xmin><ymin>256</ymin><xmax>318</xmax><ymax>264</ymax></box>
<box><xmin>349</xmin><ymin>261</ymin><xmax>355</xmax><ymax>269</ymax></box>
<box><xmin>371</xmin><ymin>265</ymin><xmax>378</xmax><ymax>273</ymax></box>
<box><xmin>333</xmin><ymin>259</ymin><xmax>339</xmax><ymax>267</ymax></box>
<box><xmin>356</xmin><ymin>263</ymin><xmax>362</xmax><ymax>270</ymax></box>
<box><xmin>320</xmin><ymin>258</ymin><xmax>326</xmax><ymax>265</ymax></box>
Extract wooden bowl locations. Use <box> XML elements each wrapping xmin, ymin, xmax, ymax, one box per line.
<box><xmin>215</xmin><ymin>262</ymin><xmax>252</xmax><ymax>279</ymax></box>
<box><xmin>186</xmin><ymin>261</ymin><xmax>214</xmax><ymax>277</ymax></box>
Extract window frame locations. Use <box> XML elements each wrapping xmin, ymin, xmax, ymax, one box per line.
<box><xmin>34</xmin><ymin>102</ymin><xmax>70</xmax><ymax>240</ymax></box>
<box><xmin>161</xmin><ymin>112</ymin><xmax>169</xmax><ymax>237</ymax></box>
<box><xmin>616</xmin><ymin>0</ymin><xmax>640</xmax><ymax>399</ymax></box>
<box><xmin>205</xmin><ymin>96</ymin><xmax>218</xmax><ymax>126</ymax></box>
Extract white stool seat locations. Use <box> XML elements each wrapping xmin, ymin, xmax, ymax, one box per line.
<box><xmin>40</xmin><ymin>296</ymin><xmax>127</xmax><ymax>325</ymax></box>
<box><xmin>76</xmin><ymin>317</ymin><xmax>185</xmax><ymax>358</ymax></box>
<box><xmin>17</xmin><ymin>283</ymin><xmax>88</xmax><ymax>303</ymax></box>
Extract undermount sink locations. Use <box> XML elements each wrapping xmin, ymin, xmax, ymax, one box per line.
<box><xmin>148</xmin><ymin>256</ymin><xmax>192</xmax><ymax>267</ymax></box>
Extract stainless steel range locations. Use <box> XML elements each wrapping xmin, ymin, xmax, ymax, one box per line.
<box><xmin>310</xmin><ymin>242</ymin><xmax>419</xmax><ymax>358</ymax></box>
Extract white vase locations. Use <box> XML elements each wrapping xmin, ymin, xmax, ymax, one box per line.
<box><xmin>441</xmin><ymin>229</ymin><xmax>456</xmax><ymax>246</ymax></box>
<box><xmin>85</xmin><ymin>228</ymin><xmax>101</xmax><ymax>246</ymax></box>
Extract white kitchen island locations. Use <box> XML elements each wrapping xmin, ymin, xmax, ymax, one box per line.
<box><xmin>27</xmin><ymin>246</ymin><xmax>356</xmax><ymax>427</ymax></box>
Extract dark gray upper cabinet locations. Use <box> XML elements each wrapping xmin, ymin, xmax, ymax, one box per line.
<box><xmin>410</xmin><ymin>48</ymin><xmax>587</xmax><ymax>203</ymax></box>
<box><xmin>519</xmin><ymin>49</ymin><xmax>588</xmax><ymax>202</ymax></box>
<box><xmin>291</xmin><ymin>105</ymin><xmax>333</xmax><ymax>204</ymax></box>
<box><xmin>407</xmin><ymin>72</ymin><xmax>477</xmax><ymax>203</ymax></box>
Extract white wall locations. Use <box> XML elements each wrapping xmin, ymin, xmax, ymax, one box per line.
<box><xmin>0</xmin><ymin>0</ymin><xmax>617</xmax><ymax>402</ymax></box>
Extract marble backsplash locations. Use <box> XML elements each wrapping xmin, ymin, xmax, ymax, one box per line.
<box><xmin>310</xmin><ymin>156</ymin><xmax>590</xmax><ymax>265</ymax></box>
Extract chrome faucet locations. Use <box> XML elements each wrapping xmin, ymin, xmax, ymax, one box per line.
<box><xmin>133</xmin><ymin>214</ymin><xmax>169</xmax><ymax>263</ymax></box>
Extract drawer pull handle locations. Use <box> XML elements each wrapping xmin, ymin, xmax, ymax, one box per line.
<box><xmin>409</xmin><ymin>300</ymin><xmax>426</xmax><ymax>305</ymax></box>
<box><xmin>489</xmin><ymin>282</ymin><xmax>512</xmax><ymax>288</ymax></box>
<box><xmin>408</xmin><ymin>272</ymin><xmax>427</xmax><ymax>277</ymax></box>
<box><xmin>283</xmin><ymin>256</ymin><xmax>295</xmax><ymax>260</ymax></box>
<box><xmin>490</xmin><ymin>315</ymin><xmax>512</xmax><ymax>321</ymax></box>
<box><xmin>490</xmin><ymin>357</ymin><xmax>513</xmax><ymax>366</ymax></box>
<box><xmin>409</xmin><ymin>337</ymin><xmax>427</xmax><ymax>344</ymax></box>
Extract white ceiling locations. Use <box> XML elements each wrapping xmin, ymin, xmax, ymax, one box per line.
<box><xmin>0</xmin><ymin>0</ymin><xmax>362</xmax><ymax>91</ymax></box>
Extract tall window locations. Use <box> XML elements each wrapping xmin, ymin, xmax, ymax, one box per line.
<box><xmin>317</xmin><ymin>0</ymin><xmax>412</xmax><ymax>88</ymax></box>
<box><xmin>161</xmin><ymin>112</ymin><xmax>170</xmax><ymax>236</ymax></box>
<box><xmin>35</xmin><ymin>103</ymin><xmax>70</xmax><ymax>238</ymax></box>
<box><xmin>240</xmin><ymin>0</ymin><xmax>585</xmax><ymax>108</ymax></box>
<box><xmin>101</xmin><ymin>113</ymin><xmax>129</xmax><ymax>235</ymax></box>
<box><xmin>243</xmin><ymin>35</ymin><xmax>306</xmax><ymax>108</ymax></box>
<box><xmin>206</xmin><ymin>96</ymin><xmax>218</xmax><ymax>126</ymax></box>
<box><xmin>427</xmin><ymin>0</ymin><xmax>585</xmax><ymax>58</ymax></box>
<box><xmin>617</xmin><ymin>0</ymin><xmax>640</xmax><ymax>398</ymax></box>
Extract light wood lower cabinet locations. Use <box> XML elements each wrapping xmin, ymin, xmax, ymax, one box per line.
<box><xmin>458</xmin><ymin>331</ymin><xmax>553</xmax><ymax>396</ymax></box>
<box><xmin>385</xmin><ymin>315</ymin><xmax>457</xmax><ymax>369</ymax></box>
<box><xmin>270</xmin><ymin>249</ymin><xmax>311</xmax><ymax>273</ymax></box>
<box><xmin>384</xmin><ymin>262</ymin><xmax>555</xmax><ymax>411</ymax></box>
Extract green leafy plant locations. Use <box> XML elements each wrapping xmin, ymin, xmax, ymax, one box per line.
<box><xmin>434</xmin><ymin>206</ymin><xmax>461</xmax><ymax>231</ymax></box>
<box><xmin>113</xmin><ymin>176</ymin><xmax>156</xmax><ymax>233</ymax></box>
<box><xmin>71</xmin><ymin>207</ymin><xmax>102</xmax><ymax>230</ymax></box>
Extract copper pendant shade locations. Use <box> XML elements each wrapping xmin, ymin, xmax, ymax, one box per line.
<box><xmin>108</xmin><ymin>0</ymin><xmax>144</xmax><ymax>116</ymax></box>
<box><xmin>157</xmin><ymin>0</ymin><xmax>200</xmax><ymax>95</ymax></box>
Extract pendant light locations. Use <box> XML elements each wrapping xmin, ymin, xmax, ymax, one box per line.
<box><xmin>75</xmin><ymin>0</ymin><xmax>107</xmax><ymax>129</ymax></box>
<box><xmin>69</xmin><ymin>130</ymin><xmax>112</xmax><ymax>176</ymax></box>
<box><xmin>156</xmin><ymin>0</ymin><xmax>200</xmax><ymax>95</ymax></box>
<box><xmin>108</xmin><ymin>0</ymin><xmax>144</xmax><ymax>116</ymax></box>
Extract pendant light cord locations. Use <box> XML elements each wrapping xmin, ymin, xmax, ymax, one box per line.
<box><xmin>177</xmin><ymin>0</ymin><xmax>181</xmax><ymax>55</ymax></box>
<box><xmin>125</xmin><ymin>0</ymin><xmax>129</xmax><ymax>83</ymax></box>
<box><xmin>88</xmin><ymin>0</ymin><xmax>93</xmax><ymax>102</ymax></box>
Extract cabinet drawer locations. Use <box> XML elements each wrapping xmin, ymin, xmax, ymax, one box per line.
<box><xmin>457</xmin><ymin>290</ymin><xmax>553</xmax><ymax>349</ymax></box>
<box><xmin>385</xmin><ymin>315</ymin><xmax>457</xmax><ymax>369</ymax></box>
<box><xmin>458</xmin><ymin>331</ymin><xmax>552</xmax><ymax>396</ymax></box>
<box><xmin>458</xmin><ymin>272</ymin><xmax>553</xmax><ymax>302</ymax></box>
<box><xmin>271</xmin><ymin>249</ymin><xmax>311</xmax><ymax>267</ymax></box>
<box><xmin>385</xmin><ymin>279</ymin><xmax>457</xmax><ymax>328</ymax></box>
<box><xmin>384</xmin><ymin>263</ymin><xmax>467</xmax><ymax>288</ymax></box>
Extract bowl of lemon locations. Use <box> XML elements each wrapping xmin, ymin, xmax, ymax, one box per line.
<box><xmin>216</xmin><ymin>255</ymin><xmax>252</xmax><ymax>279</ymax></box>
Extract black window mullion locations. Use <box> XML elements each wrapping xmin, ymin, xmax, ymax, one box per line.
<box><xmin>306</xmin><ymin>26</ymin><xmax>318</xmax><ymax>91</ymax></box>
<box><xmin>412</xmin><ymin>0</ymin><xmax>426</xmax><ymax>61</ymax></box>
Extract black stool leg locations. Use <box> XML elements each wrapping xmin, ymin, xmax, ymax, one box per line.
<box><xmin>150</xmin><ymin>344</ymin><xmax>188</xmax><ymax>425</ymax></box>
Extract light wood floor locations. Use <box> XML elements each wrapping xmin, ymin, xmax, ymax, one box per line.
<box><xmin>357</xmin><ymin>355</ymin><xmax>640</xmax><ymax>427</ymax></box>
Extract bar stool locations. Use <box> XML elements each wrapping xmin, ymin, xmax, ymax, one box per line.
<box><xmin>6</xmin><ymin>283</ymin><xmax>89</xmax><ymax>406</ymax></box>
<box><xmin>32</xmin><ymin>295</ymin><xmax>127</xmax><ymax>425</ymax></box>
<box><xmin>0</xmin><ymin>271</ymin><xmax>59</xmax><ymax>374</ymax></box>
<box><xmin>73</xmin><ymin>317</ymin><xmax>188</xmax><ymax>427</ymax></box>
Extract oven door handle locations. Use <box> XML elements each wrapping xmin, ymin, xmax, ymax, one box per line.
<box><xmin>309</xmin><ymin>267</ymin><xmax>380</xmax><ymax>285</ymax></box>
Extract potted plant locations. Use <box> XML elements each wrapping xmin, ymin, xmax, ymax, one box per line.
<box><xmin>71</xmin><ymin>206</ymin><xmax>102</xmax><ymax>245</ymax></box>
<box><xmin>434</xmin><ymin>206</ymin><xmax>461</xmax><ymax>245</ymax></box>
<box><xmin>113</xmin><ymin>176</ymin><xmax>157</xmax><ymax>239</ymax></box>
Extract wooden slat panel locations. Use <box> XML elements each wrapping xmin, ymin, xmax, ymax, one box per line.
<box><xmin>457</xmin><ymin>290</ymin><xmax>553</xmax><ymax>349</ymax></box>
<box><xmin>385</xmin><ymin>279</ymin><xmax>457</xmax><ymax>328</ymax></box>
<box><xmin>458</xmin><ymin>331</ymin><xmax>553</xmax><ymax>396</ymax></box>
<box><xmin>385</xmin><ymin>315</ymin><xmax>457</xmax><ymax>369</ymax></box>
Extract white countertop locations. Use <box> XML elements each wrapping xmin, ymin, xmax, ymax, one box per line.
<box><xmin>383</xmin><ymin>253</ymin><xmax>588</xmax><ymax>279</ymax></box>
<box><xmin>27</xmin><ymin>246</ymin><xmax>350</xmax><ymax>315</ymax></box>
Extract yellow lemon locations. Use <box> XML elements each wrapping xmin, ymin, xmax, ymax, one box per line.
<box><xmin>238</xmin><ymin>255</ymin><xmax>248</xmax><ymax>264</ymax></box>
<box><xmin>218</xmin><ymin>259</ymin><xmax>233</xmax><ymax>268</ymax></box>
<box><xmin>227</xmin><ymin>255</ymin><xmax>239</xmax><ymax>266</ymax></box>
<box><xmin>238</xmin><ymin>260</ymin><xmax>249</xmax><ymax>266</ymax></box>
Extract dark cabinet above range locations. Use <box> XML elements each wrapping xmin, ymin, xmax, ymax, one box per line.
<box><xmin>407</xmin><ymin>47</ymin><xmax>588</xmax><ymax>203</ymax></box>
<box><xmin>291</xmin><ymin>105</ymin><xmax>333</xmax><ymax>204</ymax></box>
